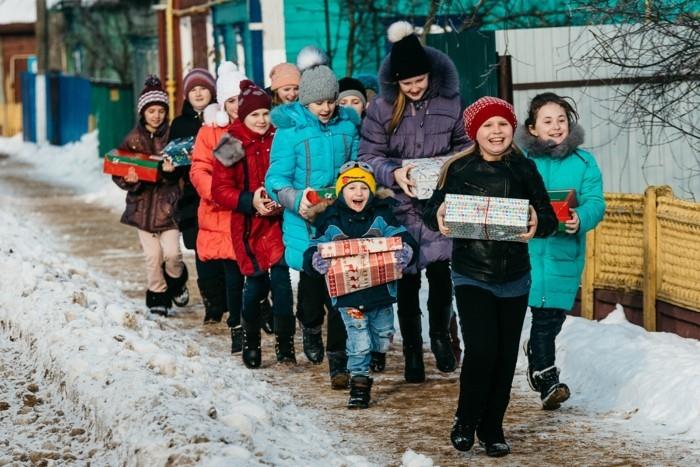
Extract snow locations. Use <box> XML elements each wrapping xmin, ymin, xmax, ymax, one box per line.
<box><xmin>0</xmin><ymin>0</ymin><xmax>36</xmax><ymax>24</ymax></box>
<box><xmin>1</xmin><ymin>132</ymin><xmax>700</xmax><ymax>464</ymax></box>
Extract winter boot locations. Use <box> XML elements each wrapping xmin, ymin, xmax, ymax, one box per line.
<box><xmin>480</xmin><ymin>440</ymin><xmax>511</xmax><ymax>458</ymax></box>
<box><xmin>301</xmin><ymin>324</ymin><xmax>324</xmax><ymax>364</ymax></box>
<box><xmin>327</xmin><ymin>351</ymin><xmax>350</xmax><ymax>389</ymax></box>
<box><xmin>534</xmin><ymin>366</ymin><xmax>570</xmax><ymax>410</ymax></box>
<box><xmin>198</xmin><ymin>276</ymin><xmax>226</xmax><ymax>324</ymax></box>
<box><xmin>146</xmin><ymin>290</ymin><xmax>171</xmax><ymax>317</ymax></box>
<box><xmin>260</xmin><ymin>297</ymin><xmax>274</xmax><ymax>335</ymax></box>
<box><xmin>369</xmin><ymin>351</ymin><xmax>386</xmax><ymax>373</ymax></box>
<box><xmin>347</xmin><ymin>375</ymin><xmax>373</xmax><ymax>409</ymax></box>
<box><xmin>230</xmin><ymin>325</ymin><xmax>243</xmax><ymax>354</ymax></box>
<box><xmin>241</xmin><ymin>319</ymin><xmax>261</xmax><ymax>369</ymax></box>
<box><xmin>450</xmin><ymin>417</ymin><xmax>475</xmax><ymax>452</ymax></box>
<box><xmin>449</xmin><ymin>314</ymin><xmax>462</xmax><ymax>365</ymax></box>
<box><xmin>431</xmin><ymin>334</ymin><xmax>457</xmax><ymax>373</ymax></box>
<box><xmin>523</xmin><ymin>339</ymin><xmax>539</xmax><ymax>392</ymax></box>
<box><xmin>403</xmin><ymin>344</ymin><xmax>425</xmax><ymax>383</ymax></box>
<box><xmin>164</xmin><ymin>264</ymin><xmax>189</xmax><ymax>307</ymax></box>
<box><xmin>274</xmin><ymin>315</ymin><xmax>296</xmax><ymax>364</ymax></box>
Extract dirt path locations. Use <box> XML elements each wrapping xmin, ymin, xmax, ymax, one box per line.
<box><xmin>1</xmin><ymin>154</ymin><xmax>697</xmax><ymax>466</ymax></box>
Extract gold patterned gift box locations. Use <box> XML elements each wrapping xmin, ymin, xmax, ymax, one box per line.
<box><xmin>444</xmin><ymin>194</ymin><xmax>529</xmax><ymax>242</ymax></box>
<box><xmin>402</xmin><ymin>156</ymin><xmax>452</xmax><ymax>200</ymax></box>
<box><xmin>318</xmin><ymin>237</ymin><xmax>404</xmax><ymax>297</ymax></box>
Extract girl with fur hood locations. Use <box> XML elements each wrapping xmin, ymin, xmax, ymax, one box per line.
<box><xmin>358</xmin><ymin>21</ymin><xmax>469</xmax><ymax>383</ymax></box>
<box><xmin>515</xmin><ymin>92</ymin><xmax>605</xmax><ymax>410</ymax></box>
<box><xmin>265</xmin><ymin>46</ymin><xmax>360</xmax><ymax>389</ymax></box>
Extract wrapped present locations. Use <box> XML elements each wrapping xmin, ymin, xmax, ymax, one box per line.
<box><xmin>548</xmin><ymin>189</ymin><xmax>578</xmax><ymax>232</ymax></box>
<box><xmin>403</xmin><ymin>156</ymin><xmax>452</xmax><ymax>200</ymax></box>
<box><xmin>103</xmin><ymin>149</ymin><xmax>160</xmax><ymax>182</ymax></box>
<box><xmin>319</xmin><ymin>237</ymin><xmax>403</xmax><ymax>297</ymax></box>
<box><xmin>162</xmin><ymin>136</ymin><xmax>194</xmax><ymax>167</ymax></box>
<box><xmin>445</xmin><ymin>193</ymin><xmax>529</xmax><ymax>242</ymax></box>
<box><xmin>306</xmin><ymin>186</ymin><xmax>337</xmax><ymax>205</ymax></box>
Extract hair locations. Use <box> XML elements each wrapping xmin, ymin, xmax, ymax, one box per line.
<box><xmin>388</xmin><ymin>91</ymin><xmax>406</xmax><ymax>134</ymax></box>
<box><xmin>524</xmin><ymin>92</ymin><xmax>579</xmax><ymax>129</ymax></box>
<box><xmin>271</xmin><ymin>92</ymin><xmax>284</xmax><ymax>107</ymax></box>
<box><xmin>436</xmin><ymin>143</ymin><xmax>524</xmax><ymax>189</ymax></box>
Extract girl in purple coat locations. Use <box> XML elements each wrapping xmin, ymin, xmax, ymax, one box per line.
<box><xmin>359</xmin><ymin>21</ymin><xmax>469</xmax><ymax>382</ymax></box>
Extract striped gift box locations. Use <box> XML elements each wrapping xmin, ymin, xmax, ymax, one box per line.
<box><xmin>319</xmin><ymin>237</ymin><xmax>403</xmax><ymax>297</ymax></box>
<box><xmin>445</xmin><ymin>193</ymin><xmax>529</xmax><ymax>242</ymax></box>
<box><xmin>403</xmin><ymin>156</ymin><xmax>452</xmax><ymax>200</ymax></box>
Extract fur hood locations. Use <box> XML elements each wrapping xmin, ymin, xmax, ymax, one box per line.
<box><xmin>515</xmin><ymin>122</ymin><xmax>585</xmax><ymax>158</ymax></box>
<box><xmin>378</xmin><ymin>46</ymin><xmax>460</xmax><ymax>104</ymax></box>
<box><xmin>271</xmin><ymin>101</ymin><xmax>360</xmax><ymax>130</ymax></box>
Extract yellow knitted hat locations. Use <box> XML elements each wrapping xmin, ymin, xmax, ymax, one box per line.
<box><xmin>335</xmin><ymin>166</ymin><xmax>376</xmax><ymax>196</ymax></box>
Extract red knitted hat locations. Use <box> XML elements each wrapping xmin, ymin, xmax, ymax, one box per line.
<box><xmin>237</xmin><ymin>80</ymin><xmax>271</xmax><ymax>122</ymax></box>
<box><xmin>463</xmin><ymin>96</ymin><xmax>517</xmax><ymax>141</ymax></box>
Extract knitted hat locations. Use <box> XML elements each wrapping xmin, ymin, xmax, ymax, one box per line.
<box><xmin>183</xmin><ymin>68</ymin><xmax>216</xmax><ymax>98</ymax></box>
<box><xmin>296</xmin><ymin>46</ymin><xmax>338</xmax><ymax>105</ymax></box>
<box><xmin>215</xmin><ymin>61</ymin><xmax>247</xmax><ymax>127</ymax></box>
<box><xmin>463</xmin><ymin>96</ymin><xmax>518</xmax><ymax>141</ymax></box>
<box><xmin>137</xmin><ymin>75</ymin><xmax>169</xmax><ymax>115</ymax></box>
<box><xmin>269</xmin><ymin>62</ymin><xmax>300</xmax><ymax>91</ymax></box>
<box><xmin>336</xmin><ymin>165</ymin><xmax>376</xmax><ymax>196</ymax></box>
<box><xmin>338</xmin><ymin>77</ymin><xmax>367</xmax><ymax>107</ymax></box>
<box><xmin>237</xmin><ymin>80</ymin><xmax>271</xmax><ymax>122</ymax></box>
<box><xmin>387</xmin><ymin>21</ymin><xmax>431</xmax><ymax>81</ymax></box>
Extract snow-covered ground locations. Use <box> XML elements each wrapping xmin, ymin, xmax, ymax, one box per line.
<box><xmin>1</xmin><ymin>133</ymin><xmax>699</xmax><ymax>465</ymax></box>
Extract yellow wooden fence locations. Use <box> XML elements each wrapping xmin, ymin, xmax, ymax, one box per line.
<box><xmin>580</xmin><ymin>186</ymin><xmax>700</xmax><ymax>331</ymax></box>
<box><xmin>0</xmin><ymin>103</ymin><xmax>22</xmax><ymax>137</ymax></box>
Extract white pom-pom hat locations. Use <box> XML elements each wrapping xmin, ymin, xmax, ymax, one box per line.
<box><xmin>215</xmin><ymin>61</ymin><xmax>247</xmax><ymax>126</ymax></box>
<box><xmin>296</xmin><ymin>45</ymin><xmax>328</xmax><ymax>72</ymax></box>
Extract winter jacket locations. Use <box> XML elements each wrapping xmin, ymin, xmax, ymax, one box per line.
<box><xmin>211</xmin><ymin>120</ymin><xmax>284</xmax><ymax>277</ymax></box>
<box><xmin>358</xmin><ymin>46</ymin><xmax>470</xmax><ymax>272</ymax></box>
<box><xmin>303</xmin><ymin>192</ymin><xmax>417</xmax><ymax>310</ymax></box>
<box><xmin>113</xmin><ymin>121</ymin><xmax>181</xmax><ymax>233</ymax></box>
<box><xmin>423</xmin><ymin>150</ymin><xmax>558</xmax><ymax>283</ymax></box>
<box><xmin>169</xmin><ymin>100</ymin><xmax>206</xmax><ymax>249</ymax></box>
<box><xmin>190</xmin><ymin>122</ymin><xmax>236</xmax><ymax>261</ymax></box>
<box><xmin>516</xmin><ymin>124</ymin><xmax>606</xmax><ymax>310</ymax></box>
<box><xmin>265</xmin><ymin>102</ymin><xmax>360</xmax><ymax>270</ymax></box>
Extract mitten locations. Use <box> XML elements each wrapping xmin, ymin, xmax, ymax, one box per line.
<box><xmin>312</xmin><ymin>251</ymin><xmax>331</xmax><ymax>275</ymax></box>
<box><xmin>394</xmin><ymin>243</ymin><xmax>413</xmax><ymax>271</ymax></box>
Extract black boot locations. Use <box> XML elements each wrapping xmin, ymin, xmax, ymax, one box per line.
<box><xmin>146</xmin><ymin>290</ymin><xmax>171</xmax><ymax>317</ymax></box>
<box><xmin>301</xmin><ymin>324</ymin><xmax>324</xmax><ymax>364</ymax></box>
<box><xmin>274</xmin><ymin>315</ymin><xmax>296</xmax><ymax>364</ymax></box>
<box><xmin>534</xmin><ymin>366</ymin><xmax>570</xmax><ymax>410</ymax></box>
<box><xmin>403</xmin><ymin>344</ymin><xmax>425</xmax><ymax>383</ymax></box>
<box><xmin>523</xmin><ymin>339</ymin><xmax>539</xmax><ymax>392</ymax></box>
<box><xmin>241</xmin><ymin>319</ymin><xmax>261</xmax><ymax>369</ymax></box>
<box><xmin>431</xmin><ymin>334</ymin><xmax>457</xmax><ymax>373</ymax></box>
<box><xmin>347</xmin><ymin>375</ymin><xmax>372</xmax><ymax>409</ymax></box>
<box><xmin>230</xmin><ymin>325</ymin><xmax>243</xmax><ymax>354</ymax></box>
<box><xmin>198</xmin><ymin>276</ymin><xmax>226</xmax><ymax>324</ymax></box>
<box><xmin>478</xmin><ymin>428</ymin><xmax>511</xmax><ymax>457</ymax></box>
<box><xmin>327</xmin><ymin>351</ymin><xmax>349</xmax><ymax>389</ymax></box>
<box><xmin>164</xmin><ymin>264</ymin><xmax>189</xmax><ymax>307</ymax></box>
<box><xmin>450</xmin><ymin>417</ymin><xmax>475</xmax><ymax>452</ymax></box>
<box><xmin>370</xmin><ymin>351</ymin><xmax>386</xmax><ymax>373</ymax></box>
<box><xmin>260</xmin><ymin>296</ymin><xmax>274</xmax><ymax>335</ymax></box>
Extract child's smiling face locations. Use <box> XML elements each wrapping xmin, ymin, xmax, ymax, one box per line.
<box><xmin>143</xmin><ymin>105</ymin><xmax>166</xmax><ymax>128</ymax></box>
<box><xmin>342</xmin><ymin>181</ymin><xmax>370</xmax><ymax>212</ymax></box>
<box><xmin>528</xmin><ymin>102</ymin><xmax>569</xmax><ymax>145</ymax></box>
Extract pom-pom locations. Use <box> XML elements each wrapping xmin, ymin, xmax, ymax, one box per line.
<box><xmin>203</xmin><ymin>103</ymin><xmax>219</xmax><ymax>125</ymax></box>
<box><xmin>387</xmin><ymin>21</ymin><xmax>415</xmax><ymax>43</ymax></box>
<box><xmin>296</xmin><ymin>46</ymin><xmax>327</xmax><ymax>72</ymax></box>
<box><xmin>217</xmin><ymin>61</ymin><xmax>238</xmax><ymax>77</ymax></box>
<box><xmin>215</xmin><ymin>108</ymin><xmax>230</xmax><ymax>127</ymax></box>
<box><xmin>144</xmin><ymin>75</ymin><xmax>162</xmax><ymax>88</ymax></box>
<box><xmin>239</xmin><ymin>79</ymin><xmax>256</xmax><ymax>93</ymax></box>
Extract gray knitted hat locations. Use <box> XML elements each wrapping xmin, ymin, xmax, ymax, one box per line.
<box><xmin>296</xmin><ymin>46</ymin><xmax>338</xmax><ymax>105</ymax></box>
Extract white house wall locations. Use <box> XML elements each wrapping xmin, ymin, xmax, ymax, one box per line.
<box><xmin>260</xmin><ymin>0</ymin><xmax>287</xmax><ymax>88</ymax></box>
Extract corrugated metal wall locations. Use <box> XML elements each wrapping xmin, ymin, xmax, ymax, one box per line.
<box><xmin>495</xmin><ymin>26</ymin><xmax>699</xmax><ymax>200</ymax></box>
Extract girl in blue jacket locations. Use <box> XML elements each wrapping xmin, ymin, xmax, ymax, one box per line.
<box><xmin>516</xmin><ymin>93</ymin><xmax>605</xmax><ymax>410</ymax></box>
<box><xmin>265</xmin><ymin>46</ymin><xmax>360</xmax><ymax>388</ymax></box>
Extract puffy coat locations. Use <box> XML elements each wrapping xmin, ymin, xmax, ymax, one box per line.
<box><xmin>211</xmin><ymin>120</ymin><xmax>284</xmax><ymax>276</ymax></box>
<box><xmin>190</xmin><ymin>121</ymin><xmax>236</xmax><ymax>261</ymax></box>
<box><xmin>358</xmin><ymin>47</ymin><xmax>469</xmax><ymax>272</ymax></box>
<box><xmin>516</xmin><ymin>124</ymin><xmax>606</xmax><ymax>310</ymax></box>
<box><xmin>113</xmin><ymin>122</ymin><xmax>180</xmax><ymax>233</ymax></box>
<box><xmin>265</xmin><ymin>102</ymin><xmax>360</xmax><ymax>270</ymax></box>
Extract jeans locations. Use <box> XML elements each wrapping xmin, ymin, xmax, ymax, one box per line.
<box><xmin>529</xmin><ymin>307</ymin><xmax>567</xmax><ymax>371</ymax></box>
<box><xmin>339</xmin><ymin>305</ymin><xmax>395</xmax><ymax>377</ymax></box>
<box><xmin>242</xmin><ymin>264</ymin><xmax>293</xmax><ymax>322</ymax></box>
<box><xmin>297</xmin><ymin>271</ymin><xmax>347</xmax><ymax>353</ymax></box>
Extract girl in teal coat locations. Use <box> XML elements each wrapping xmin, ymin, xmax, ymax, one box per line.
<box><xmin>265</xmin><ymin>46</ymin><xmax>359</xmax><ymax>387</ymax></box>
<box><xmin>516</xmin><ymin>92</ymin><xmax>605</xmax><ymax>410</ymax></box>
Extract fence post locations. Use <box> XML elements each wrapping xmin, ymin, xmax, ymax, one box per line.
<box><xmin>643</xmin><ymin>186</ymin><xmax>658</xmax><ymax>332</ymax></box>
<box><xmin>581</xmin><ymin>229</ymin><xmax>596</xmax><ymax>319</ymax></box>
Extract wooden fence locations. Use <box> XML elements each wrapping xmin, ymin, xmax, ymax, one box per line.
<box><xmin>0</xmin><ymin>103</ymin><xmax>22</xmax><ymax>136</ymax></box>
<box><xmin>580</xmin><ymin>186</ymin><xmax>700</xmax><ymax>337</ymax></box>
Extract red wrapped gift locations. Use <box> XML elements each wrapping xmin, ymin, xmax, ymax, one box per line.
<box><xmin>548</xmin><ymin>190</ymin><xmax>578</xmax><ymax>232</ymax></box>
<box><xmin>103</xmin><ymin>149</ymin><xmax>161</xmax><ymax>183</ymax></box>
<box><xmin>319</xmin><ymin>237</ymin><xmax>403</xmax><ymax>297</ymax></box>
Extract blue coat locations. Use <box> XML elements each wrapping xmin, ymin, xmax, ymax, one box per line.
<box><xmin>265</xmin><ymin>102</ymin><xmax>360</xmax><ymax>270</ymax></box>
<box><xmin>516</xmin><ymin>124</ymin><xmax>606</xmax><ymax>311</ymax></box>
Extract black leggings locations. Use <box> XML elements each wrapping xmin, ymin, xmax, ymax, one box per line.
<box><xmin>296</xmin><ymin>271</ymin><xmax>347</xmax><ymax>353</ymax></box>
<box><xmin>454</xmin><ymin>285</ymin><xmax>527</xmax><ymax>442</ymax></box>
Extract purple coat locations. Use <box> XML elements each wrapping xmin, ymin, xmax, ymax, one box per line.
<box><xmin>359</xmin><ymin>47</ymin><xmax>469</xmax><ymax>272</ymax></box>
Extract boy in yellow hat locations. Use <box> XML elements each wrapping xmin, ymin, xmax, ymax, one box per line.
<box><xmin>303</xmin><ymin>161</ymin><xmax>416</xmax><ymax>409</ymax></box>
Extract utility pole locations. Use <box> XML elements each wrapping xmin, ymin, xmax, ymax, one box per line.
<box><xmin>36</xmin><ymin>0</ymin><xmax>48</xmax><ymax>73</ymax></box>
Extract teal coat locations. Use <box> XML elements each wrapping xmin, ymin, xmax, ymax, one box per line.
<box><xmin>265</xmin><ymin>103</ymin><xmax>360</xmax><ymax>270</ymax></box>
<box><xmin>516</xmin><ymin>124</ymin><xmax>605</xmax><ymax>311</ymax></box>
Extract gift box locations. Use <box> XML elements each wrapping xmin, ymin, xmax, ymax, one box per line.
<box><xmin>548</xmin><ymin>189</ymin><xmax>578</xmax><ymax>232</ymax></box>
<box><xmin>162</xmin><ymin>136</ymin><xmax>194</xmax><ymax>167</ymax></box>
<box><xmin>444</xmin><ymin>194</ymin><xmax>529</xmax><ymax>242</ymax></box>
<box><xmin>306</xmin><ymin>187</ymin><xmax>337</xmax><ymax>205</ymax></box>
<box><xmin>403</xmin><ymin>156</ymin><xmax>452</xmax><ymax>200</ymax></box>
<box><xmin>103</xmin><ymin>149</ymin><xmax>160</xmax><ymax>182</ymax></box>
<box><xmin>319</xmin><ymin>237</ymin><xmax>403</xmax><ymax>297</ymax></box>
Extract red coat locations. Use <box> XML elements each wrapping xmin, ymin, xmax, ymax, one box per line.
<box><xmin>211</xmin><ymin>120</ymin><xmax>284</xmax><ymax>276</ymax></box>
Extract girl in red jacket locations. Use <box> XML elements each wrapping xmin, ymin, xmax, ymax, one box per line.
<box><xmin>211</xmin><ymin>80</ymin><xmax>294</xmax><ymax>368</ymax></box>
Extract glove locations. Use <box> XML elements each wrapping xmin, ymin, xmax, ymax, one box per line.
<box><xmin>312</xmin><ymin>251</ymin><xmax>331</xmax><ymax>275</ymax></box>
<box><xmin>394</xmin><ymin>243</ymin><xmax>413</xmax><ymax>271</ymax></box>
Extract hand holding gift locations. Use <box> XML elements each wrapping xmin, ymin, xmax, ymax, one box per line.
<box><xmin>253</xmin><ymin>186</ymin><xmax>274</xmax><ymax>215</ymax></box>
<box><xmin>394</xmin><ymin>243</ymin><xmax>413</xmax><ymax>271</ymax></box>
<box><xmin>394</xmin><ymin>164</ymin><xmax>416</xmax><ymax>198</ymax></box>
<box><xmin>312</xmin><ymin>251</ymin><xmax>331</xmax><ymax>274</ymax></box>
<box><xmin>124</xmin><ymin>166</ymin><xmax>139</xmax><ymax>183</ymax></box>
<box><xmin>565</xmin><ymin>210</ymin><xmax>580</xmax><ymax>234</ymax></box>
<box><xmin>161</xmin><ymin>158</ymin><xmax>175</xmax><ymax>173</ymax></box>
<box><xmin>436</xmin><ymin>202</ymin><xmax>451</xmax><ymax>236</ymax></box>
<box><xmin>519</xmin><ymin>205</ymin><xmax>538</xmax><ymax>242</ymax></box>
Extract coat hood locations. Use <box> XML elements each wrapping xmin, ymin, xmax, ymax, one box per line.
<box><xmin>378</xmin><ymin>46</ymin><xmax>460</xmax><ymax>104</ymax></box>
<box><xmin>516</xmin><ymin>122</ymin><xmax>585</xmax><ymax>158</ymax></box>
<box><xmin>270</xmin><ymin>101</ymin><xmax>360</xmax><ymax>130</ymax></box>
